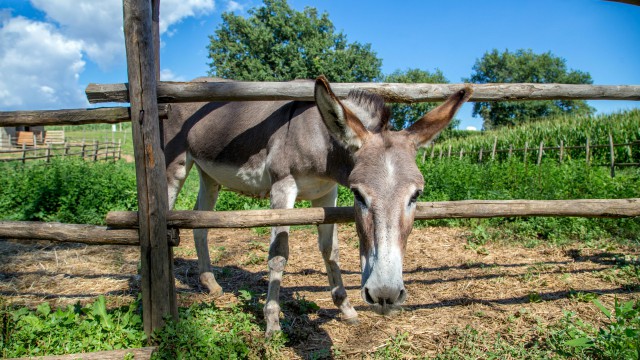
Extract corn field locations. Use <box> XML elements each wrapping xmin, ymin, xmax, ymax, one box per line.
<box><xmin>429</xmin><ymin>109</ymin><xmax>640</xmax><ymax>164</ymax></box>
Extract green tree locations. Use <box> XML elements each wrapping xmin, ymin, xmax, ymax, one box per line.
<box><xmin>385</xmin><ymin>68</ymin><xmax>460</xmax><ymax>134</ymax></box>
<box><xmin>466</xmin><ymin>49</ymin><xmax>595</xmax><ymax>129</ymax></box>
<box><xmin>207</xmin><ymin>0</ymin><xmax>382</xmax><ymax>82</ymax></box>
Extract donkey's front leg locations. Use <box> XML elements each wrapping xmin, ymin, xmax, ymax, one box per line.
<box><xmin>193</xmin><ymin>168</ymin><xmax>223</xmax><ymax>296</ymax></box>
<box><xmin>313</xmin><ymin>187</ymin><xmax>358</xmax><ymax>324</ymax></box>
<box><xmin>264</xmin><ymin>176</ymin><xmax>297</xmax><ymax>335</ymax></box>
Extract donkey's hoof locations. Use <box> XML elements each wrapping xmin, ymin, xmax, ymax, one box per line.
<box><xmin>199</xmin><ymin>272</ymin><xmax>223</xmax><ymax>297</ymax></box>
<box><xmin>342</xmin><ymin>315</ymin><xmax>360</xmax><ymax>325</ymax></box>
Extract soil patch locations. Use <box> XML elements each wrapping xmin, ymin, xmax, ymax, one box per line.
<box><xmin>1</xmin><ymin>225</ymin><xmax>637</xmax><ymax>358</ymax></box>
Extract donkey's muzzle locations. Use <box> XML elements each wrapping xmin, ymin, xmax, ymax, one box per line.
<box><xmin>362</xmin><ymin>285</ymin><xmax>407</xmax><ymax>315</ymax></box>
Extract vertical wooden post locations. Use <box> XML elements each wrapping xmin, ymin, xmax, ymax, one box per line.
<box><xmin>93</xmin><ymin>140</ymin><xmax>99</xmax><ymax>162</ymax></box>
<box><xmin>21</xmin><ymin>143</ymin><xmax>26</xmax><ymax>163</ymax></box>
<box><xmin>459</xmin><ymin>148</ymin><xmax>464</xmax><ymax>160</ymax></box>
<box><xmin>537</xmin><ymin>141</ymin><xmax>544</xmax><ymax>166</ymax></box>
<box><xmin>491</xmin><ymin>136</ymin><xmax>497</xmax><ymax>160</ymax></box>
<box><xmin>508</xmin><ymin>144</ymin><xmax>513</xmax><ymax>159</ymax></box>
<box><xmin>81</xmin><ymin>140</ymin><xmax>86</xmax><ymax>160</ymax></box>
<box><xmin>609</xmin><ymin>132</ymin><xmax>615</xmax><ymax>178</ymax></box>
<box><xmin>123</xmin><ymin>0</ymin><xmax>177</xmax><ymax>336</ymax></box>
<box><xmin>438</xmin><ymin>147</ymin><xmax>443</xmax><ymax>160</ymax></box>
<box><xmin>447</xmin><ymin>144</ymin><xmax>452</xmax><ymax>158</ymax></box>
<box><xmin>523</xmin><ymin>141</ymin><xmax>528</xmax><ymax>169</ymax></box>
<box><xmin>478</xmin><ymin>148</ymin><xmax>483</xmax><ymax>163</ymax></box>
<box><xmin>559</xmin><ymin>140</ymin><xmax>564</xmax><ymax>164</ymax></box>
<box><xmin>46</xmin><ymin>143</ymin><xmax>51</xmax><ymax>162</ymax></box>
<box><xmin>586</xmin><ymin>137</ymin><xmax>590</xmax><ymax>166</ymax></box>
<box><xmin>430</xmin><ymin>143</ymin><xmax>435</xmax><ymax>159</ymax></box>
<box><xmin>118</xmin><ymin>139</ymin><xmax>122</xmax><ymax>160</ymax></box>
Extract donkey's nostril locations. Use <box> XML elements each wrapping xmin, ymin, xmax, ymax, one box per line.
<box><xmin>397</xmin><ymin>288</ymin><xmax>406</xmax><ymax>303</ymax></box>
<box><xmin>364</xmin><ymin>287</ymin><xmax>375</xmax><ymax>304</ymax></box>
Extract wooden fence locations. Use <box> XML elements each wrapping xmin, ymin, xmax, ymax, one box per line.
<box><xmin>425</xmin><ymin>136</ymin><xmax>640</xmax><ymax>177</ymax></box>
<box><xmin>0</xmin><ymin>140</ymin><xmax>122</xmax><ymax>163</ymax></box>
<box><xmin>0</xmin><ymin>1</ymin><xmax>639</xmax><ymax>356</ymax></box>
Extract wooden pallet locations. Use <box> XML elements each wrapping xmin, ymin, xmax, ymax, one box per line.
<box><xmin>44</xmin><ymin>130</ymin><xmax>65</xmax><ymax>144</ymax></box>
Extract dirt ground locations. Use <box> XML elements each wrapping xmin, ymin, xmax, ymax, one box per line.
<box><xmin>1</xmin><ymin>225</ymin><xmax>638</xmax><ymax>358</ymax></box>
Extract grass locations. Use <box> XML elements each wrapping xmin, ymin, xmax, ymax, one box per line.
<box><xmin>1</xmin><ymin>295</ymin><xmax>286</xmax><ymax>359</ymax></box>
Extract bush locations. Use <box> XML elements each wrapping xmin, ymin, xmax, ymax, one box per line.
<box><xmin>0</xmin><ymin>160</ymin><xmax>137</xmax><ymax>225</ymax></box>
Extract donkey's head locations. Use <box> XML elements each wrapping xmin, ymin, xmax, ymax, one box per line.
<box><xmin>314</xmin><ymin>76</ymin><xmax>472</xmax><ymax>315</ymax></box>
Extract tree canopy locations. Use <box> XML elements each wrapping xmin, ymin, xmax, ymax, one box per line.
<box><xmin>385</xmin><ymin>68</ymin><xmax>460</xmax><ymax>133</ymax></box>
<box><xmin>466</xmin><ymin>49</ymin><xmax>595</xmax><ymax>129</ymax></box>
<box><xmin>207</xmin><ymin>0</ymin><xmax>382</xmax><ymax>82</ymax></box>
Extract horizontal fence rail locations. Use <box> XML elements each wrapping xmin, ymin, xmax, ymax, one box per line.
<box><xmin>106</xmin><ymin>198</ymin><xmax>640</xmax><ymax>229</ymax></box>
<box><xmin>0</xmin><ymin>221</ymin><xmax>139</xmax><ymax>245</ymax></box>
<box><xmin>86</xmin><ymin>81</ymin><xmax>640</xmax><ymax>104</ymax></box>
<box><xmin>0</xmin><ymin>105</ymin><xmax>168</xmax><ymax>127</ymax></box>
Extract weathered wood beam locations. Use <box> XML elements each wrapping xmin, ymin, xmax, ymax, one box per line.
<box><xmin>0</xmin><ymin>221</ymin><xmax>139</xmax><ymax>245</ymax></box>
<box><xmin>0</xmin><ymin>106</ymin><xmax>168</xmax><ymax>127</ymax></box>
<box><xmin>106</xmin><ymin>198</ymin><xmax>640</xmax><ymax>229</ymax></box>
<box><xmin>86</xmin><ymin>81</ymin><xmax>640</xmax><ymax>104</ymax></box>
<box><xmin>0</xmin><ymin>107</ymin><xmax>130</xmax><ymax>127</ymax></box>
<box><xmin>606</xmin><ymin>0</ymin><xmax>640</xmax><ymax>6</ymax></box>
<box><xmin>12</xmin><ymin>346</ymin><xmax>157</xmax><ymax>360</ymax></box>
<box><xmin>123</xmin><ymin>0</ymin><xmax>177</xmax><ymax>335</ymax></box>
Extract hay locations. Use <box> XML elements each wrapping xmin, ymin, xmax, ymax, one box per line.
<box><xmin>1</xmin><ymin>225</ymin><xmax>637</xmax><ymax>358</ymax></box>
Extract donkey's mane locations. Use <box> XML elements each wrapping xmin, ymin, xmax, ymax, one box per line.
<box><xmin>346</xmin><ymin>90</ymin><xmax>391</xmax><ymax>132</ymax></box>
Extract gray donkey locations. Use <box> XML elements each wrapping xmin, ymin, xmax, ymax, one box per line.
<box><xmin>163</xmin><ymin>76</ymin><xmax>472</xmax><ymax>334</ymax></box>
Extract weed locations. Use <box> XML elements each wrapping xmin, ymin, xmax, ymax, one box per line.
<box><xmin>548</xmin><ymin>298</ymin><xmax>640</xmax><ymax>359</ymax></box>
<box><xmin>243</xmin><ymin>252</ymin><xmax>267</xmax><ymax>265</ymax></box>
<box><xmin>567</xmin><ymin>290</ymin><xmax>599</xmax><ymax>302</ymax></box>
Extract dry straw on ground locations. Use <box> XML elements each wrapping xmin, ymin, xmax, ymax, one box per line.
<box><xmin>1</xmin><ymin>225</ymin><xmax>637</xmax><ymax>358</ymax></box>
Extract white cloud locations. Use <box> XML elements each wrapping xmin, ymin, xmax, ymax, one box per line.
<box><xmin>226</xmin><ymin>1</ymin><xmax>246</xmax><ymax>12</ymax></box>
<box><xmin>0</xmin><ymin>1</ymin><xmax>215</xmax><ymax>110</ymax></box>
<box><xmin>465</xmin><ymin>126</ymin><xmax>478</xmax><ymax>131</ymax></box>
<box><xmin>0</xmin><ymin>16</ymin><xmax>87</xmax><ymax>110</ymax></box>
<box><xmin>29</xmin><ymin>0</ymin><xmax>215</xmax><ymax>69</ymax></box>
<box><xmin>159</xmin><ymin>0</ymin><xmax>215</xmax><ymax>33</ymax></box>
<box><xmin>160</xmin><ymin>68</ymin><xmax>186</xmax><ymax>82</ymax></box>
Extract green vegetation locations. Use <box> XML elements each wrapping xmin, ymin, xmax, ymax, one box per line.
<box><xmin>431</xmin><ymin>109</ymin><xmax>640</xmax><ymax>164</ymax></box>
<box><xmin>1</xmin><ymin>295</ymin><xmax>285</xmax><ymax>359</ymax></box>
<box><xmin>548</xmin><ymin>298</ymin><xmax>640</xmax><ymax>360</ymax></box>
<box><xmin>466</xmin><ymin>48</ymin><xmax>594</xmax><ymax>129</ymax></box>
<box><xmin>384</xmin><ymin>68</ymin><xmax>456</xmax><ymax>131</ymax></box>
<box><xmin>418</xmin><ymin>157</ymin><xmax>640</xmax><ymax>245</ymax></box>
<box><xmin>0</xmin><ymin>159</ymin><xmax>137</xmax><ymax>225</ymax></box>
<box><xmin>207</xmin><ymin>0</ymin><xmax>381</xmax><ymax>82</ymax></box>
<box><xmin>1</xmin><ymin>296</ymin><xmax>146</xmax><ymax>358</ymax></box>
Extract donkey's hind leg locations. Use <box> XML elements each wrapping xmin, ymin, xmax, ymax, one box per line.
<box><xmin>193</xmin><ymin>166</ymin><xmax>223</xmax><ymax>296</ymax></box>
<box><xmin>313</xmin><ymin>186</ymin><xmax>358</xmax><ymax>324</ymax></box>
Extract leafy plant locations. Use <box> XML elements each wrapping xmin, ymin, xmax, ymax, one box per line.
<box><xmin>551</xmin><ymin>298</ymin><xmax>640</xmax><ymax>359</ymax></box>
<box><xmin>1</xmin><ymin>296</ymin><xmax>145</xmax><ymax>358</ymax></box>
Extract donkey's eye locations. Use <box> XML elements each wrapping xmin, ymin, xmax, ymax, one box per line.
<box><xmin>409</xmin><ymin>190</ymin><xmax>422</xmax><ymax>206</ymax></box>
<box><xmin>352</xmin><ymin>188</ymin><xmax>366</xmax><ymax>205</ymax></box>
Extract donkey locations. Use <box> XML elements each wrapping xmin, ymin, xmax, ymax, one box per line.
<box><xmin>163</xmin><ymin>76</ymin><xmax>472</xmax><ymax>334</ymax></box>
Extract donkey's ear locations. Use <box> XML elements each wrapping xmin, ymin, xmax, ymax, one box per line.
<box><xmin>404</xmin><ymin>86</ymin><xmax>473</xmax><ymax>148</ymax></box>
<box><xmin>314</xmin><ymin>76</ymin><xmax>369</xmax><ymax>150</ymax></box>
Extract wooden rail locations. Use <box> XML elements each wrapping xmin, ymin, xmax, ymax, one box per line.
<box><xmin>105</xmin><ymin>198</ymin><xmax>640</xmax><ymax>229</ymax></box>
<box><xmin>86</xmin><ymin>81</ymin><xmax>640</xmax><ymax>104</ymax></box>
<box><xmin>0</xmin><ymin>221</ymin><xmax>139</xmax><ymax>245</ymax></box>
<box><xmin>0</xmin><ymin>106</ymin><xmax>168</xmax><ymax>127</ymax></box>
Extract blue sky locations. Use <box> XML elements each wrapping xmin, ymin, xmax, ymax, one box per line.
<box><xmin>1</xmin><ymin>0</ymin><xmax>639</xmax><ymax>130</ymax></box>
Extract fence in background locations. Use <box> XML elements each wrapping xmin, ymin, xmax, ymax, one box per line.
<box><xmin>0</xmin><ymin>140</ymin><xmax>122</xmax><ymax>163</ymax></box>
